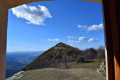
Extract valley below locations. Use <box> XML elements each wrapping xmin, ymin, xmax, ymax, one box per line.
<box><xmin>6</xmin><ymin>51</ymin><xmax>44</xmax><ymax>78</ymax></box>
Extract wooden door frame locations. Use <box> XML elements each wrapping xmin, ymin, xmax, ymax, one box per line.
<box><xmin>102</xmin><ymin>0</ymin><xmax>120</xmax><ymax>80</ymax></box>
<box><xmin>0</xmin><ymin>0</ymin><xmax>120</xmax><ymax>80</ymax></box>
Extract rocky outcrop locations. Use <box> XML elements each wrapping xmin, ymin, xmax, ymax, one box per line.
<box><xmin>97</xmin><ymin>61</ymin><xmax>106</xmax><ymax>72</ymax></box>
<box><xmin>6</xmin><ymin>71</ymin><xmax>24</xmax><ymax>80</ymax></box>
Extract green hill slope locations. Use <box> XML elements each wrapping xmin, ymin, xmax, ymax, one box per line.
<box><xmin>22</xmin><ymin>42</ymin><xmax>84</xmax><ymax>71</ymax></box>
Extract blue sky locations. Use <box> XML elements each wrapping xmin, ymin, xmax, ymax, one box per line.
<box><xmin>7</xmin><ymin>0</ymin><xmax>104</xmax><ymax>52</ymax></box>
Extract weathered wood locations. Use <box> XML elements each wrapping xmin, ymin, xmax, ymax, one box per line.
<box><xmin>79</xmin><ymin>0</ymin><xmax>101</xmax><ymax>3</ymax></box>
<box><xmin>0</xmin><ymin>0</ymin><xmax>53</xmax><ymax>9</ymax></box>
<box><xmin>0</xmin><ymin>4</ymin><xmax>8</xmax><ymax>80</ymax></box>
<box><xmin>0</xmin><ymin>0</ymin><xmax>102</xmax><ymax>9</ymax></box>
<box><xmin>102</xmin><ymin>0</ymin><xmax>115</xmax><ymax>79</ymax></box>
<box><xmin>102</xmin><ymin>0</ymin><xmax>120</xmax><ymax>80</ymax></box>
<box><xmin>113</xmin><ymin>0</ymin><xmax>120</xmax><ymax>80</ymax></box>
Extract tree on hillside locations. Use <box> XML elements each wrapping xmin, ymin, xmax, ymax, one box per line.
<box><xmin>97</xmin><ymin>46</ymin><xmax>105</xmax><ymax>59</ymax></box>
<box><xmin>84</xmin><ymin>48</ymin><xmax>97</xmax><ymax>60</ymax></box>
<box><xmin>76</xmin><ymin>55</ymin><xmax>85</xmax><ymax>63</ymax></box>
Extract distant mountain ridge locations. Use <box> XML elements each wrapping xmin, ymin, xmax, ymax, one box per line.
<box><xmin>22</xmin><ymin>42</ymin><xmax>84</xmax><ymax>71</ymax></box>
<box><xmin>6</xmin><ymin>43</ymin><xmax>105</xmax><ymax>78</ymax></box>
<box><xmin>6</xmin><ymin>51</ymin><xmax>44</xmax><ymax>78</ymax></box>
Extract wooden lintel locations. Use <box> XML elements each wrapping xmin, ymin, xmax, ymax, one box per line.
<box><xmin>79</xmin><ymin>0</ymin><xmax>101</xmax><ymax>3</ymax></box>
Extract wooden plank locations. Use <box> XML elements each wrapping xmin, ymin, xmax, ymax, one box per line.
<box><xmin>0</xmin><ymin>4</ymin><xmax>8</xmax><ymax>80</ymax></box>
<box><xmin>0</xmin><ymin>0</ymin><xmax>102</xmax><ymax>9</ymax></box>
<box><xmin>0</xmin><ymin>0</ymin><xmax>53</xmax><ymax>9</ymax></box>
<box><xmin>102</xmin><ymin>0</ymin><xmax>115</xmax><ymax>80</ymax></box>
<box><xmin>102</xmin><ymin>0</ymin><xmax>120</xmax><ymax>80</ymax></box>
<box><xmin>79</xmin><ymin>0</ymin><xmax>101</xmax><ymax>3</ymax></box>
<box><xmin>113</xmin><ymin>0</ymin><xmax>120</xmax><ymax>80</ymax></box>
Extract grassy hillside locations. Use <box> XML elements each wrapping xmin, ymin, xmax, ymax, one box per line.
<box><xmin>22</xmin><ymin>42</ymin><xmax>84</xmax><ymax>71</ymax></box>
<box><xmin>7</xmin><ymin>59</ymin><xmax>105</xmax><ymax>80</ymax></box>
<box><xmin>22</xmin><ymin>42</ymin><xmax>105</xmax><ymax>71</ymax></box>
<box><xmin>18</xmin><ymin>68</ymin><xmax>105</xmax><ymax>80</ymax></box>
<box><xmin>56</xmin><ymin>59</ymin><xmax>104</xmax><ymax>69</ymax></box>
<box><xmin>18</xmin><ymin>59</ymin><xmax>105</xmax><ymax>80</ymax></box>
<box><xmin>20</xmin><ymin>42</ymin><xmax>105</xmax><ymax>80</ymax></box>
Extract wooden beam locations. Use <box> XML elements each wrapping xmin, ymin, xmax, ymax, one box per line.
<box><xmin>0</xmin><ymin>0</ymin><xmax>53</xmax><ymax>9</ymax></box>
<box><xmin>0</xmin><ymin>0</ymin><xmax>102</xmax><ymax>9</ymax></box>
<box><xmin>102</xmin><ymin>0</ymin><xmax>120</xmax><ymax>80</ymax></box>
<box><xmin>113</xmin><ymin>0</ymin><xmax>120</xmax><ymax>80</ymax></box>
<box><xmin>79</xmin><ymin>0</ymin><xmax>101</xmax><ymax>3</ymax></box>
<box><xmin>0</xmin><ymin>4</ymin><xmax>8</xmax><ymax>80</ymax></box>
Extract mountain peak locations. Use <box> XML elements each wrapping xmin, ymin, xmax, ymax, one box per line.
<box><xmin>22</xmin><ymin>42</ymin><xmax>82</xmax><ymax>71</ymax></box>
<box><xmin>54</xmin><ymin>42</ymin><xmax>75</xmax><ymax>50</ymax></box>
<box><xmin>55</xmin><ymin>42</ymin><xmax>68</xmax><ymax>46</ymax></box>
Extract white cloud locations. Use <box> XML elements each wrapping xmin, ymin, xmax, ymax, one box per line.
<box><xmin>12</xmin><ymin>4</ymin><xmax>52</xmax><ymax>25</ymax></box>
<box><xmin>77</xmin><ymin>25</ymin><xmax>87</xmax><ymax>29</ymax></box>
<box><xmin>48</xmin><ymin>38</ymin><xmax>60</xmax><ymax>41</ymax></box>
<box><xmin>68</xmin><ymin>40</ymin><xmax>81</xmax><ymax>43</ymax></box>
<box><xmin>78</xmin><ymin>37</ymin><xmax>87</xmax><ymax>41</ymax></box>
<box><xmin>67</xmin><ymin>36</ymin><xmax>76</xmax><ymax>39</ymax></box>
<box><xmin>88</xmin><ymin>38</ymin><xmax>98</xmax><ymax>42</ymax></box>
<box><xmin>70</xmin><ymin>44</ymin><xmax>75</xmax><ymax>46</ymax></box>
<box><xmin>87</xmin><ymin>24</ymin><xmax>103</xmax><ymax>31</ymax></box>
<box><xmin>69</xmin><ymin>44</ymin><xmax>79</xmax><ymax>47</ymax></box>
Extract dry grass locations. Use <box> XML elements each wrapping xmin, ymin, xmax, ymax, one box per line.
<box><xmin>18</xmin><ymin>59</ymin><xmax>106</xmax><ymax>80</ymax></box>
<box><xmin>57</xmin><ymin>59</ymin><xmax>104</xmax><ymax>70</ymax></box>
<box><xmin>18</xmin><ymin>68</ymin><xmax>105</xmax><ymax>80</ymax></box>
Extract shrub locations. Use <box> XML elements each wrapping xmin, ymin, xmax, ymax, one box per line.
<box><xmin>97</xmin><ymin>46</ymin><xmax>105</xmax><ymax>59</ymax></box>
<box><xmin>84</xmin><ymin>48</ymin><xmax>97</xmax><ymax>60</ymax></box>
<box><xmin>76</xmin><ymin>56</ymin><xmax>85</xmax><ymax>63</ymax></box>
